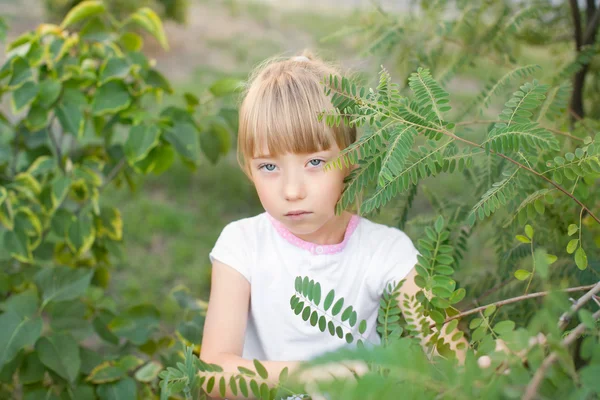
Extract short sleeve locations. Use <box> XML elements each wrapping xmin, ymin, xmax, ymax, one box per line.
<box><xmin>209</xmin><ymin>222</ymin><xmax>251</xmax><ymax>283</ymax></box>
<box><xmin>368</xmin><ymin>231</ymin><xmax>419</xmax><ymax>298</ymax></box>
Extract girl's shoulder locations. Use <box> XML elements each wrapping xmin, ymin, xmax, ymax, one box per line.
<box><xmin>355</xmin><ymin>216</ymin><xmax>415</xmax><ymax>249</ymax></box>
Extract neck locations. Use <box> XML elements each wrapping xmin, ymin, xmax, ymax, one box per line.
<box><xmin>293</xmin><ymin>211</ymin><xmax>354</xmax><ymax>245</ymax></box>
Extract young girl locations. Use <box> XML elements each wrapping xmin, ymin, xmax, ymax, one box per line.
<box><xmin>200</xmin><ymin>50</ymin><xmax>464</xmax><ymax>399</ymax></box>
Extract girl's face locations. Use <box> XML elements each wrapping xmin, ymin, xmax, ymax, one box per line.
<box><xmin>250</xmin><ymin>142</ymin><xmax>350</xmax><ymax>236</ymax></box>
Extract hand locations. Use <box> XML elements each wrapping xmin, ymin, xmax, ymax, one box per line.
<box><xmin>291</xmin><ymin>360</ymin><xmax>369</xmax><ymax>400</ymax></box>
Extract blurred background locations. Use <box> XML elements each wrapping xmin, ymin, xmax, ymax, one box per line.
<box><xmin>0</xmin><ymin>0</ymin><xmax>593</xmax><ymax>329</ymax></box>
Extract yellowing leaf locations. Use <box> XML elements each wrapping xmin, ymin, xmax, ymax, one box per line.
<box><xmin>514</xmin><ymin>269</ymin><xmax>531</xmax><ymax>281</ymax></box>
<box><xmin>61</xmin><ymin>1</ymin><xmax>106</xmax><ymax>28</ymax></box>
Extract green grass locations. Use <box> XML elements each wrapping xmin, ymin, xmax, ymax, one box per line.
<box><xmin>104</xmin><ymin>154</ymin><xmax>262</xmax><ymax>323</ymax></box>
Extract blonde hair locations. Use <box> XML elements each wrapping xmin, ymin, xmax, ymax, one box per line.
<box><xmin>236</xmin><ymin>49</ymin><xmax>357</xmax><ymax>178</ymax></box>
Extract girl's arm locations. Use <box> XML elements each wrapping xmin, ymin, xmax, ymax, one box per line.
<box><xmin>397</xmin><ymin>268</ymin><xmax>469</xmax><ymax>364</ymax></box>
<box><xmin>200</xmin><ymin>260</ymin><xmax>301</xmax><ymax>399</ymax></box>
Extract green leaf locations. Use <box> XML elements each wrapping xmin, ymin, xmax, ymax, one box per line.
<box><xmin>12</xmin><ymin>81</ymin><xmax>39</xmax><ymax>112</ymax></box>
<box><xmin>278</xmin><ymin>367</ymin><xmax>288</xmax><ymax>383</ymax></box>
<box><xmin>209</xmin><ymin>78</ymin><xmax>243</xmax><ymax>97</ymax></box>
<box><xmin>516</xmin><ymin>235</ymin><xmax>531</xmax><ymax>243</ymax></box>
<box><xmin>434</xmin><ymin>215</ymin><xmax>444</xmax><ymax>233</ymax></box>
<box><xmin>19</xmin><ymin>351</ymin><xmax>45</xmax><ymax>384</ymax></box>
<box><xmin>96</xmin><ymin>377</ymin><xmax>137</xmax><ymax>400</ymax></box>
<box><xmin>580</xmin><ymin>365</ymin><xmax>600</xmax><ymax>392</ymax></box>
<box><xmin>484</xmin><ymin>305</ymin><xmax>496</xmax><ymax>317</ymax></box>
<box><xmin>124</xmin><ymin>124</ymin><xmax>160</xmax><ymax>164</ymax></box>
<box><xmin>514</xmin><ymin>269</ymin><xmax>531</xmax><ymax>281</ymax></box>
<box><xmin>36</xmin><ymin>333</ymin><xmax>80</xmax><ymax>382</ymax></box>
<box><xmin>449</xmin><ymin>288</ymin><xmax>466</xmax><ymax>304</ymax></box>
<box><xmin>566</xmin><ymin>239</ymin><xmax>579</xmax><ymax>254</ymax></box>
<box><xmin>164</xmin><ymin>122</ymin><xmax>200</xmax><ymax>164</ymax></box>
<box><xmin>108</xmin><ymin>304</ymin><xmax>160</xmax><ymax>345</ymax></box>
<box><xmin>578</xmin><ymin>309</ymin><xmax>595</xmax><ymax>330</ymax></box>
<box><xmin>0</xmin><ymin>309</ymin><xmax>42</xmax><ymax>366</ymax></box>
<box><xmin>332</xmin><ymin>298</ymin><xmax>344</xmax><ymax>316</ymax></box>
<box><xmin>91</xmin><ymin>80</ymin><xmax>131</xmax><ymax>116</ymax></box>
<box><xmin>126</xmin><ymin>7</ymin><xmax>169</xmax><ymax>50</ymax></box>
<box><xmin>493</xmin><ymin>321</ymin><xmax>515</xmax><ymax>335</ymax></box>
<box><xmin>61</xmin><ymin>0</ymin><xmax>106</xmax><ymax>28</ymax></box>
<box><xmin>87</xmin><ymin>362</ymin><xmax>127</xmax><ymax>383</ymax></box>
<box><xmin>36</xmin><ymin>79</ymin><xmax>61</xmax><ymax>109</ymax></box>
<box><xmin>67</xmin><ymin>212</ymin><xmax>96</xmax><ymax>255</ymax></box>
<box><xmin>219</xmin><ymin>376</ymin><xmax>226</xmax><ymax>398</ymax></box>
<box><xmin>568</xmin><ymin>224</ymin><xmax>579</xmax><ymax>236</ymax></box>
<box><xmin>524</xmin><ymin>224</ymin><xmax>534</xmax><ymax>239</ymax></box>
<box><xmin>35</xmin><ymin>266</ymin><xmax>94</xmax><ymax>307</ymax></box>
<box><xmin>56</xmin><ymin>101</ymin><xmax>84</xmax><ymax>137</ymax></box>
<box><xmin>323</xmin><ymin>290</ymin><xmax>335</xmax><ymax>311</ymax></box>
<box><xmin>575</xmin><ymin>247</ymin><xmax>588</xmax><ymax>270</ymax></box>
<box><xmin>8</xmin><ymin>57</ymin><xmax>33</xmax><ymax>89</ymax></box>
<box><xmin>313</xmin><ymin>282</ymin><xmax>321</xmax><ymax>306</ymax></box>
<box><xmin>253</xmin><ymin>359</ymin><xmax>268</xmax><ymax>379</ymax></box>
<box><xmin>134</xmin><ymin>361</ymin><xmax>162</xmax><ymax>382</ymax></box>
<box><xmin>100</xmin><ymin>57</ymin><xmax>131</xmax><ymax>83</ymax></box>
<box><xmin>359</xmin><ymin>320</ymin><xmax>367</xmax><ymax>334</ymax></box>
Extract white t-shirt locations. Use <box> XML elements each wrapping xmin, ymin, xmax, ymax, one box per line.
<box><xmin>208</xmin><ymin>212</ymin><xmax>418</xmax><ymax>362</ymax></box>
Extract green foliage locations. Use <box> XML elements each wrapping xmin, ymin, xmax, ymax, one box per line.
<box><xmin>44</xmin><ymin>0</ymin><xmax>190</xmax><ymax>25</ymax></box>
<box><xmin>0</xmin><ymin>3</ymin><xmax>236</xmax><ymax>398</ymax></box>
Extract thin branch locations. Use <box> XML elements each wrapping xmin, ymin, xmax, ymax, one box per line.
<box><xmin>328</xmin><ymin>87</ymin><xmax>600</xmax><ymax>225</ymax></box>
<box><xmin>523</xmin><ymin>308</ymin><xmax>600</xmax><ymax>400</ymax></box>
<box><xmin>558</xmin><ymin>280</ymin><xmax>600</xmax><ymax>329</ymax></box>
<box><xmin>569</xmin><ymin>0</ymin><xmax>583</xmax><ymax>50</ymax></box>
<box><xmin>582</xmin><ymin>2</ymin><xmax>600</xmax><ymax>44</ymax></box>
<box><xmin>437</xmin><ymin>284</ymin><xmax>597</xmax><ymax>327</ymax></box>
<box><xmin>456</xmin><ymin>119</ymin><xmax>584</xmax><ymax>142</ymax></box>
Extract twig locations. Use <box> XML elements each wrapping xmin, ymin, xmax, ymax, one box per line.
<box><xmin>436</xmin><ymin>284</ymin><xmax>597</xmax><ymax>328</ymax></box>
<box><xmin>47</xmin><ymin>117</ymin><xmax>64</xmax><ymax>173</ymax></box>
<box><xmin>455</xmin><ymin>119</ymin><xmax>584</xmax><ymax>142</ymax></box>
<box><xmin>558</xmin><ymin>281</ymin><xmax>600</xmax><ymax>329</ymax></box>
<box><xmin>523</xmin><ymin>308</ymin><xmax>600</xmax><ymax>400</ymax></box>
<box><xmin>582</xmin><ymin>4</ymin><xmax>600</xmax><ymax>44</ymax></box>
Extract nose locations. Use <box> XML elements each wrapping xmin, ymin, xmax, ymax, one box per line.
<box><xmin>283</xmin><ymin>170</ymin><xmax>306</xmax><ymax>201</ymax></box>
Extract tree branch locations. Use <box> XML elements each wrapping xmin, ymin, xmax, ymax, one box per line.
<box><xmin>523</xmin><ymin>307</ymin><xmax>600</xmax><ymax>400</ymax></box>
<box><xmin>558</xmin><ymin>280</ymin><xmax>600</xmax><ymax>329</ymax></box>
<box><xmin>569</xmin><ymin>0</ymin><xmax>583</xmax><ymax>50</ymax></box>
<box><xmin>583</xmin><ymin>1</ymin><xmax>600</xmax><ymax>44</ymax></box>
<box><xmin>437</xmin><ymin>284</ymin><xmax>597</xmax><ymax>327</ymax></box>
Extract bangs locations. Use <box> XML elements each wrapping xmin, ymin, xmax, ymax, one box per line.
<box><xmin>239</xmin><ymin>72</ymin><xmax>337</xmax><ymax>161</ymax></box>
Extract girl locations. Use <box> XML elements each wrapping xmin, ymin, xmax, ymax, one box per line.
<box><xmin>200</xmin><ymin>50</ymin><xmax>465</xmax><ymax>399</ymax></box>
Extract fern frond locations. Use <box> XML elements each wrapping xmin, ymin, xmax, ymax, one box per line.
<box><xmin>552</xmin><ymin>43</ymin><xmax>600</xmax><ymax>85</ymax></box>
<box><xmin>378</xmin><ymin>124</ymin><xmax>417</xmax><ymax>185</ymax></box>
<box><xmin>476</xmin><ymin>64</ymin><xmax>541</xmax><ymax>113</ymax></box>
<box><xmin>408</xmin><ymin>67</ymin><xmax>451</xmax><ymax>126</ymax></box>
<box><xmin>496</xmin><ymin>80</ymin><xmax>549</xmax><ymax>129</ymax></box>
<box><xmin>377</xmin><ymin>280</ymin><xmax>406</xmax><ymax>347</ymax></box>
<box><xmin>502</xmin><ymin>188</ymin><xmax>554</xmax><ymax>227</ymax></box>
<box><xmin>395</xmin><ymin>98</ymin><xmax>446</xmax><ymax>140</ymax></box>
<box><xmin>361</xmin><ymin>140</ymin><xmax>454</xmax><ymax>215</ymax></box>
<box><xmin>334</xmin><ymin>121</ymin><xmax>392</xmax><ymax>167</ymax></box>
<box><xmin>483</xmin><ymin>123</ymin><xmax>560</xmax><ymax>153</ymax></box>
<box><xmin>543</xmin><ymin>141</ymin><xmax>600</xmax><ymax>184</ymax></box>
<box><xmin>336</xmin><ymin>155</ymin><xmax>382</xmax><ymax>214</ymax></box>
<box><xmin>536</xmin><ymin>82</ymin><xmax>571</xmax><ymax>122</ymax></box>
<box><xmin>467</xmin><ymin>167</ymin><xmax>521</xmax><ymax>226</ymax></box>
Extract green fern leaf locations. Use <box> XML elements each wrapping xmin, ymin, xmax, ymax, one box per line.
<box><xmin>408</xmin><ymin>67</ymin><xmax>451</xmax><ymax>126</ymax></box>
<box><xmin>378</xmin><ymin>124</ymin><xmax>417</xmax><ymax>185</ymax></box>
<box><xmin>496</xmin><ymin>80</ymin><xmax>549</xmax><ymax>129</ymax></box>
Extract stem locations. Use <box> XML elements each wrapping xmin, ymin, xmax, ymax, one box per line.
<box><xmin>330</xmin><ymin>91</ymin><xmax>600</xmax><ymax>226</ymax></box>
<box><xmin>557</xmin><ymin>280</ymin><xmax>600</xmax><ymax>330</ymax></box>
<box><xmin>102</xmin><ymin>158</ymin><xmax>127</xmax><ymax>189</ymax></box>
<box><xmin>524</xmin><ymin>239</ymin><xmax>535</xmax><ymax>295</ymax></box>
<box><xmin>456</xmin><ymin>119</ymin><xmax>584</xmax><ymax>142</ymax></box>
<box><xmin>436</xmin><ymin>284</ymin><xmax>597</xmax><ymax>328</ymax></box>
<box><xmin>48</xmin><ymin>118</ymin><xmax>65</xmax><ymax>173</ymax></box>
<box><xmin>523</xmin><ymin>308</ymin><xmax>600</xmax><ymax>400</ymax></box>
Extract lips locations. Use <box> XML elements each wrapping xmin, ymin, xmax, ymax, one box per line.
<box><xmin>285</xmin><ymin>211</ymin><xmax>311</xmax><ymax>216</ymax></box>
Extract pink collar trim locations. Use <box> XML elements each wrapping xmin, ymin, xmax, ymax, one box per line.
<box><xmin>266</xmin><ymin>213</ymin><xmax>360</xmax><ymax>255</ymax></box>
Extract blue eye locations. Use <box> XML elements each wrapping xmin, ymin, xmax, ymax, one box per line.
<box><xmin>261</xmin><ymin>164</ymin><xmax>276</xmax><ymax>171</ymax></box>
<box><xmin>309</xmin><ymin>159</ymin><xmax>323</xmax><ymax>167</ymax></box>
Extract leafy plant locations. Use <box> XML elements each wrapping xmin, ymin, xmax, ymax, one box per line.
<box><xmin>0</xmin><ymin>2</ymin><xmax>237</xmax><ymax>398</ymax></box>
